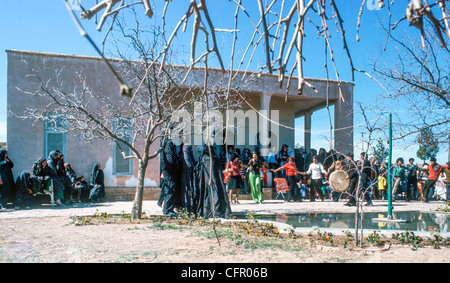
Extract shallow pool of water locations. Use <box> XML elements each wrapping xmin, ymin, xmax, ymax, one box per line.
<box><xmin>235</xmin><ymin>211</ymin><xmax>450</xmax><ymax>232</ymax></box>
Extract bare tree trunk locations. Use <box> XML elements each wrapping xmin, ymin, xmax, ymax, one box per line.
<box><xmin>132</xmin><ymin>158</ymin><xmax>148</xmax><ymax>219</ymax></box>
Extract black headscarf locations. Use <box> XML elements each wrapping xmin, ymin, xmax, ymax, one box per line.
<box><xmin>65</xmin><ymin>163</ymin><xmax>77</xmax><ymax>183</ymax></box>
<box><xmin>46</xmin><ymin>150</ymin><xmax>66</xmax><ymax>198</ymax></box>
<box><xmin>32</xmin><ymin>158</ymin><xmax>46</xmax><ymax>176</ymax></box>
<box><xmin>88</xmin><ymin>163</ymin><xmax>105</xmax><ymax>201</ymax></box>
<box><xmin>240</xmin><ymin>148</ymin><xmax>251</xmax><ymax>165</ymax></box>
<box><xmin>0</xmin><ymin>149</ymin><xmax>6</xmax><ymax>161</ymax></box>
<box><xmin>90</xmin><ymin>163</ymin><xmax>104</xmax><ymax>187</ymax></box>
<box><xmin>46</xmin><ymin>150</ymin><xmax>59</xmax><ymax>178</ymax></box>
<box><xmin>318</xmin><ymin>148</ymin><xmax>327</xmax><ymax>164</ymax></box>
<box><xmin>294</xmin><ymin>148</ymin><xmax>305</xmax><ymax>172</ymax></box>
<box><xmin>15</xmin><ymin>172</ymin><xmax>31</xmax><ymax>194</ymax></box>
<box><xmin>323</xmin><ymin>149</ymin><xmax>336</xmax><ymax>171</ymax></box>
<box><xmin>0</xmin><ymin>149</ymin><xmax>15</xmax><ymax>202</ymax></box>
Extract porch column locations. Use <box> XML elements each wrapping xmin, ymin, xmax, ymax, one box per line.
<box><xmin>334</xmin><ymin>84</ymin><xmax>354</xmax><ymax>155</ymax></box>
<box><xmin>304</xmin><ymin>110</ymin><xmax>312</xmax><ymax>151</ymax></box>
<box><xmin>259</xmin><ymin>93</ymin><xmax>272</xmax><ymax>156</ymax></box>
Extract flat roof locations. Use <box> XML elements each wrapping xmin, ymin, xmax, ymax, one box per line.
<box><xmin>6</xmin><ymin>49</ymin><xmax>355</xmax><ymax>87</ymax></box>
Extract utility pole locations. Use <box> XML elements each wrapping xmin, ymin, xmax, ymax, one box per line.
<box><xmin>372</xmin><ymin>114</ymin><xmax>406</xmax><ymax>225</ymax></box>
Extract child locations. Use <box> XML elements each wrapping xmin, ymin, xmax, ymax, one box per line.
<box><xmin>238</xmin><ymin>162</ymin><xmax>248</xmax><ymax>195</ymax></box>
<box><xmin>73</xmin><ymin>176</ymin><xmax>89</xmax><ymax>203</ymax></box>
<box><xmin>377</xmin><ymin>174</ymin><xmax>387</xmax><ymax>200</ymax></box>
<box><xmin>298</xmin><ymin>175</ymin><xmax>310</xmax><ymax>199</ymax></box>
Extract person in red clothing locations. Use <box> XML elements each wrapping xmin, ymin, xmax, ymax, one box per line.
<box><xmin>272</xmin><ymin>156</ymin><xmax>303</xmax><ymax>202</ymax></box>
<box><xmin>422</xmin><ymin>157</ymin><xmax>444</xmax><ymax>202</ymax></box>
<box><xmin>261</xmin><ymin>161</ymin><xmax>268</xmax><ymax>187</ymax></box>
<box><xmin>225</xmin><ymin>154</ymin><xmax>243</xmax><ymax>204</ymax></box>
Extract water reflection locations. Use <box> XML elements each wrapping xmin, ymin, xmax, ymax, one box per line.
<box><xmin>244</xmin><ymin>211</ymin><xmax>450</xmax><ymax>232</ymax></box>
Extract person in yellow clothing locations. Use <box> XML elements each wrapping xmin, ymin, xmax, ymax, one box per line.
<box><xmin>377</xmin><ymin>162</ymin><xmax>387</xmax><ymax>200</ymax></box>
<box><xmin>378</xmin><ymin>175</ymin><xmax>387</xmax><ymax>199</ymax></box>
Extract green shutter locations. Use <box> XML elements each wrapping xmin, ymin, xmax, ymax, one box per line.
<box><xmin>114</xmin><ymin>141</ymin><xmax>132</xmax><ymax>174</ymax></box>
<box><xmin>46</xmin><ymin>132</ymin><xmax>64</xmax><ymax>157</ymax></box>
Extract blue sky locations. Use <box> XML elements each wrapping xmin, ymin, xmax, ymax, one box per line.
<box><xmin>1</xmin><ymin>0</ymin><xmax>448</xmax><ymax>163</ymax></box>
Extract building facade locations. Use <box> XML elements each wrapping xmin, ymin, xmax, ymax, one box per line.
<box><xmin>6</xmin><ymin>50</ymin><xmax>353</xmax><ymax>199</ymax></box>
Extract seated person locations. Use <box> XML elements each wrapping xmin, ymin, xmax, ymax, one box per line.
<box><xmin>89</xmin><ymin>163</ymin><xmax>105</xmax><ymax>203</ymax></box>
<box><xmin>72</xmin><ymin>176</ymin><xmax>89</xmax><ymax>203</ymax></box>
<box><xmin>14</xmin><ymin>172</ymin><xmax>33</xmax><ymax>209</ymax></box>
<box><xmin>30</xmin><ymin>157</ymin><xmax>51</xmax><ymax>195</ymax></box>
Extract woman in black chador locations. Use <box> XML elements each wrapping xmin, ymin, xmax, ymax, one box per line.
<box><xmin>180</xmin><ymin>144</ymin><xmax>196</xmax><ymax>214</ymax></box>
<box><xmin>14</xmin><ymin>171</ymin><xmax>33</xmax><ymax>209</ymax></box>
<box><xmin>89</xmin><ymin>163</ymin><xmax>105</xmax><ymax>203</ymax></box>
<box><xmin>0</xmin><ymin>149</ymin><xmax>15</xmax><ymax>208</ymax></box>
<box><xmin>194</xmin><ymin>145</ymin><xmax>231</xmax><ymax>219</ymax></box>
<box><xmin>46</xmin><ymin>150</ymin><xmax>66</xmax><ymax>206</ymax></box>
<box><xmin>160</xmin><ymin>139</ymin><xmax>181</xmax><ymax>215</ymax></box>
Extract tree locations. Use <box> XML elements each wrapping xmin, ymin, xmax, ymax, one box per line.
<box><xmin>16</xmin><ymin>15</ymin><xmax>249</xmax><ymax>219</ymax></box>
<box><xmin>373</xmin><ymin>30</ymin><xmax>450</xmax><ymax>149</ymax></box>
<box><xmin>416</xmin><ymin>127</ymin><xmax>440</xmax><ymax>162</ymax></box>
<box><xmin>372</xmin><ymin>139</ymin><xmax>389</xmax><ymax>162</ymax></box>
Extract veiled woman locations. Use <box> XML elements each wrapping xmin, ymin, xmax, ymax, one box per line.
<box><xmin>194</xmin><ymin>145</ymin><xmax>231</xmax><ymax>219</ymax></box>
<box><xmin>0</xmin><ymin>149</ymin><xmax>15</xmax><ymax>207</ymax></box>
<box><xmin>317</xmin><ymin>148</ymin><xmax>327</xmax><ymax>164</ymax></box>
<box><xmin>277</xmin><ymin>145</ymin><xmax>289</xmax><ymax>179</ymax></box>
<box><xmin>180</xmin><ymin>144</ymin><xmax>196</xmax><ymax>214</ymax></box>
<box><xmin>30</xmin><ymin>157</ymin><xmax>51</xmax><ymax>195</ymax></box>
<box><xmin>160</xmin><ymin>139</ymin><xmax>181</xmax><ymax>215</ymax></box>
<box><xmin>89</xmin><ymin>163</ymin><xmax>105</xmax><ymax>203</ymax></box>
<box><xmin>32</xmin><ymin>157</ymin><xmax>50</xmax><ymax>177</ymax></box>
<box><xmin>47</xmin><ymin>150</ymin><xmax>65</xmax><ymax>206</ymax></box>
<box><xmin>14</xmin><ymin>171</ymin><xmax>32</xmax><ymax>209</ymax></box>
<box><xmin>323</xmin><ymin>149</ymin><xmax>337</xmax><ymax>172</ymax></box>
<box><xmin>240</xmin><ymin>148</ymin><xmax>252</xmax><ymax>166</ymax></box>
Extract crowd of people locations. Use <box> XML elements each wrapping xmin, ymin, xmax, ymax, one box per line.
<box><xmin>2</xmin><ymin>141</ymin><xmax>449</xmax><ymax>214</ymax></box>
<box><xmin>220</xmin><ymin>144</ymin><xmax>450</xmax><ymax>207</ymax></box>
<box><xmin>0</xmin><ymin>148</ymin><xmax>105</xmax><ymax>210</ymax></box>
<box><xmin>158</xmin><ymin>140</ymin><xmax>450</xmax><ymax>219</ymax></box>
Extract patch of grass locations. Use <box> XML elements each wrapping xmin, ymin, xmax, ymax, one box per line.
<box><xmin>147</xmin><ymin>222</ymin><xmax>188</xmax><ymax>231</ymax></box>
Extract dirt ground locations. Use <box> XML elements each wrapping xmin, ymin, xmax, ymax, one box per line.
<box><xmin>0</xmin><ymin>215</ymin><xmax>448</xmax><ymax>263</ymax></box>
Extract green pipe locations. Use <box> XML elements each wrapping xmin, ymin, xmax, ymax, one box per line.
<box><xmin>388</xmin><ymin>114</ymin><xmax>393</xmax><ymax>219</ymax></box>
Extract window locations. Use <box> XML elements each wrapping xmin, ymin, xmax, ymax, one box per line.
<box><xmin>44</xmin><ymin>115</ymin><xmax>66</xmax><ymax>158</ymax></box>
<box><xmin>113</xmin><ymin>118</ymin><xmax>134</xmax><ymax>175</ymax></box>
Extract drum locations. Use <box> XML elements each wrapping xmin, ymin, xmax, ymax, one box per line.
<box><xmin>329</xmin><ymin>170</ymin><xmax>350</xmax><ymax>192</ymax></box>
